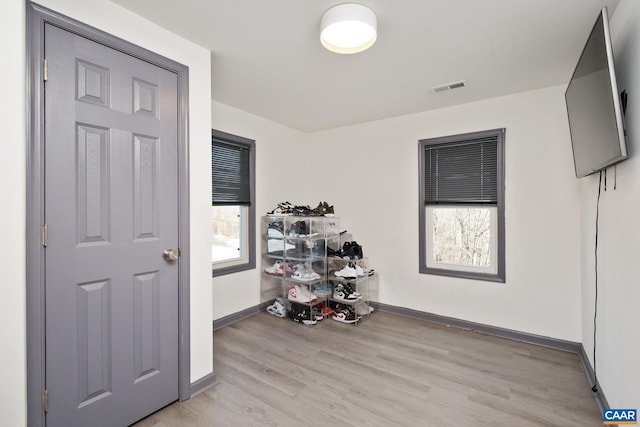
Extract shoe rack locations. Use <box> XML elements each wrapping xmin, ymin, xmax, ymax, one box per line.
<box><xmin>261</xmin><ymin>215</ymin><xmax>376</xmax><ymax>325</ymax></box>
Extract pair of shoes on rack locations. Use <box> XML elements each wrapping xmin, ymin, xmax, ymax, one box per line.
<box><xmin>288</xmin><ymin>284</ymin><xmax>317</xmax><ymax>303</ymax></box>
<box><xmin>291</xmin><ymin>205</ymin><xmax>313</xmax><ymax>216</ymax></box>
<box><xmin>331</xmin><ymin>241</ymin><xmax>363</xmax><ymax>259</ymax></box>
<box><xmin>310</xmin><ymin>201</ymin><xmax>335</xmax><ymax>216</ymax></box>
<box><xmin>267</xmin><ymin>201</ymin><xmax>335</xmax><ymax>217</ymax></box>
<box><xmin>289</xmin><ymin>302</ymin><xmax>320</xmax><ymax>325</ymax></box>
<box><xmin>333</xmin><ymin>283</ymin><xmax>360</xmax><ymax>302</ymax></box>
<box><xmin>264</xmin><ymin>260</ymin><xmax>292</xmax><ymax>276</ymax></box>
<box><xmin>266</xmin><ymin>298</ymin><xmax>289</xmax><ymax>318</ymax></box>
<box><xmin>288</xmin><ymin>220</ymin><xmax>308</xmax><ymax>236</ymax></box>
<box><xmin>334</xmin><ymin>263</ymin><xmax>364</xmax><ymax>279</ymax></box>
<box><xmin>291</xmin><ymin>263</ymin><xmax>321</xmax><ymax>281</ymax></box>
<box><xmin>332</xmin><ymin>304</ymin><xmax>360</xmax><ymax>324</ymax></box>
<box><xmin>268</xmin><ymin>220</ymin><xmax>284</xmax><ymax>234</ymax></box>
<box><xmin>267</xmin><ymin>201</ymin><xmax>294</xmax><ymax>216</ymax></box>
<box><xmin>342</xmin><ymin>241</ymin><xmax>363</xmax><ymax>259</ymax></box>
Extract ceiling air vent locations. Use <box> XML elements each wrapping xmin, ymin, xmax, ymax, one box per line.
<box><xmin>431</xmin><ymin>80</ymin><xmax>467</xmax><ymax>94</ymax></box>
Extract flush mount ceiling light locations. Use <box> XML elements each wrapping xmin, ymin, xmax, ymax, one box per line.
<box><xmin>320</xmin><ymin>3</ymin><xmax>377</xmax><ymax>54</ymax></box>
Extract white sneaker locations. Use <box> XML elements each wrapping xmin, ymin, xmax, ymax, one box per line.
<box><xmin>292</xmin><ymin>263</ymin><xmax>321</xmax><ymax>281</ymax></box>
<box><xmin>265</xmin><ymin>260</ymin><xmax>284</xmax><ymax>275</ymax></box>
<box><xmin>288</xmin><ymin>285</ymin><xmax>316</xmax><ymax>303</ymax></box>
<box><xmin>335</xmin><ymin>264</ymin><xmax>358</xmax><ymax>279</ymax></box>
<box><xmin>267</xmin><ymin>299</ymin><xmax>287</xmax><ymax>317</ymax></box>
<box><xmin>288</xmin><ymin>285</ymin><xmax>309</xmax><ymax>303</ymax></box>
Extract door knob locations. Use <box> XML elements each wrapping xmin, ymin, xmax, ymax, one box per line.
<box><xmin>163</xmin><ymin>248</ymin><xmax>179</xmax><ymax>261</ymax></box>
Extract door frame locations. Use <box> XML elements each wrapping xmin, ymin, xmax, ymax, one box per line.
<box><xmin>26</xmin><ymin>3</ymin><xmax>191</xmax><ymax>426</ymax></box>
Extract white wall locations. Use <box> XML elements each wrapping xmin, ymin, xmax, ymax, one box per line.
<box><xmin>581</xmin><ymin>0</ymin><xmax>640</xmax><ymax>408</ymax></box>
<box><xmin>213</xmin><ymin>85</ymin><xmax>584</xmax><ymax>343</ymax></box>
<box><xmin>0</xmin><ymin>0</ymin><xmax>26</xmax><ymax>425</ymax></box>
<box><xmin>306</xmin><ymin>86</ymin><xmax>584</xmax><ymax>341</ymax></box>
<box><xmin>0</xmin><ymin>1</ymin><xmax>213</xmax><ymax>424</ymax></box>
<box><xmin>211</xmin><ymin>101</ymin><xmax>308</xmax><ymax>320</ymax></box>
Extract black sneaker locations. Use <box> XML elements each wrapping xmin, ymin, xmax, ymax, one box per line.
<box><xmin>333</xmin><ymin>283</ymin><xmax>360</xmax><ymax>301</ymax></box>
<box><xmin>267</xmin><ymin>202</ymin><xmax>294</xmax><ymax>215</ymax></box>
<box><xmin>289</xmin><ymin>303</ymin><xmax>317</xmax><ymax>325</ymax></box>
<box><xmin>288</xmin><ymin>220</ymin><xmax>308</xmax><ymax>236</ymax></box>
<box><xmin>351</xmin><ymin>242</ymin><xmax>363</xmax><ymax>259</ymax></box>
<box><xmin>291</xmin><ymin>205</ymin><xmax>312</xmax><ymax>216</ymax></box>
<box><xmin>342</xmin><ymin>241</ymin><xmax>363</xmax><ymax>259</ymax></box>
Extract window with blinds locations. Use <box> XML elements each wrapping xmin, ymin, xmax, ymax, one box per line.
<box><xmin>423</xmin><ymin>136</ymin><xmax>498</xmax><ymax>205</ymax></box>
<box><xmin>211</xmin><ymin>129</ymin><xmax>256</xmax><ymax>276</ymax></box>
<box><xmin>212</xmin><ymin>136</ymin><xmax>251</xmax><ymax>206</ymax></box>
<box><xmin>418</xmin><ymin>128</ymin><xmax>505</xmax><ymax>282</ymax></box>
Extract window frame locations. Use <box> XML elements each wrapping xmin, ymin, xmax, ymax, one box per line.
<box><xmin>212</xmin><ymin>129</ymin><xmax>256</xmax><ymax>277</ymax></box>
<box><xmin>418</xmin><ymin>128</ymin><xmax>506</xmax><ymax>283</ymax></box>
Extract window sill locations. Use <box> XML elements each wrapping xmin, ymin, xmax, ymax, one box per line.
<box><xmin>420</xmin><ymin>266</ymin><xmax>505</xmax><ymax>283</ymax></box>
<box><xmin>212</xmin><ymin>261</ymin><xmax>256</xmax><ymax>277</ymax></box>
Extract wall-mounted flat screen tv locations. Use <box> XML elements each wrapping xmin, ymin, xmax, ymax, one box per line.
<box><xmin>565</xmin><ymin>7</ymin><xmax>628</xmax><ymax>178</ymax></box>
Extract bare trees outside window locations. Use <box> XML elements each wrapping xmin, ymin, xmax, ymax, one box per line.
<box><xmin>431</xmin><ymin>207</ymin><xmax>491</xmax><ymax>267</ymax></box>
<box><xmin>212</xmin><ymin>205</ymin><xmax>242</xmax><ymax>263</ymax></box>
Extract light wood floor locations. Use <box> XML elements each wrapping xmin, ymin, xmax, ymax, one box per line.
<box><xmin>134</xmin><ymin>311</ymin><xmax>601</xmax><ymax>426</ymax></box>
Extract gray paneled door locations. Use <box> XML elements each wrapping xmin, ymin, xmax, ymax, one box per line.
<box><xmin>44</xmin><ymin>24</ymin><xmax>179</xmax><ymax>427</ymax></box>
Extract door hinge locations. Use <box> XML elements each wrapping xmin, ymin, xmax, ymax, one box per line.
<box><xmin>42</xmin><ymin>224</ymin><xmax>48</xmax><ymax>247</ymax></box>
<box><xmin>43</xmin><ymin>389</ymin><xmax>49</xmax><ymax>413</ymax></box>
<box><xmin>43</xmin><ymin>59</ymin><xmax>48</xmax><ymax>82</ymax></box>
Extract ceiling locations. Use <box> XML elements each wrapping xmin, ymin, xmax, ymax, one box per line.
<box><xmin>110</xmin><ymin>0</ymin><xmax>619</xmax><ymax>132</ymax></box>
